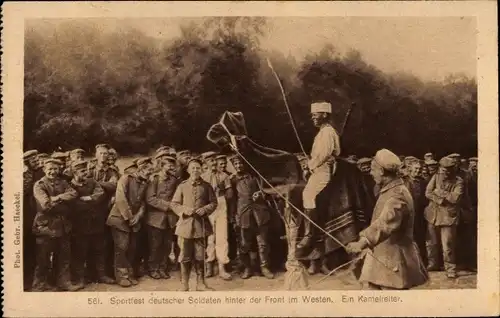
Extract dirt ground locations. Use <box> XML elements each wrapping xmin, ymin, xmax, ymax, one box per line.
<box><xmin>82</xmin><ymin>268</ymin><xmax>476</xmax><ymax>292</ymax></box>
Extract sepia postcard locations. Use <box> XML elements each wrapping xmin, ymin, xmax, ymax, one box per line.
<box><xmin>1</xmin><ymin>1</ymin><xmax>499</xmax><ymax>317</ymax></box>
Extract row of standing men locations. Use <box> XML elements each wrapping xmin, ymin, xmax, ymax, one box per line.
<box><xmin>23</xmin><ymin>144</ymin><xmax>282</xmax><ymax>292</ymax></box>
<box><xmin>23</xmin><ymin>145</ymin><xmax>478</xmax><ymax>291</ymax></box>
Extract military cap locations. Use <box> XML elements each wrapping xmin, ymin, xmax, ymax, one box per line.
<box><xmin>187</xmin><ymin>156</ymin><xmax>203</xmax><ymax>166</ymax></box>
<box><xmin>108</xmin><ymin>148</ymin><xmax>118</xmax><ymax>155</ymax></box>
<box><xmin>71</xmin><ymin>160</ymin><xmax>88</xmax><ymax>171</ymax></box>
<box><xmin>163</xmin><ymin>155</ymin><xmax>177</xmax><ymax>163</ymax></box>
<box><xmin>439</xmin><ymin>157</ymin><xmax>455</xmax><ymax>168</ymax></box>
<box><xmin>425</xmin><ymin>159</ymin><xmax>438</xmax><ymax>166</ymax></box>
<box><xmin>44</xmin><ymin>158</ymin><xmax>62</xmax><ymax>166</ymax></box>
<box><xmin>71</xmin><ymin>148</ymin><xmax>85</xmax><ymax>155</ymax></box>
<box><xmin>95</xmin><ymin>144</ymin><xmax>110</xmax><ymax>150</ymax></box>
<box><xmin>373</xmin><ymin>149</ymin><xmax>401</xmax><ymax>173</ymax></box>
<box><xmin>156</xmin><ymin>146</ymin><xmax>175</xmax><ymax>154</ymax></box>
<box><xmin>37</xmin><ymin>153</ymin><xmax>49</xmax><ymax>159</ymax></box>
<box><xmin>156</xmin><ymin>146</ymin><xmax>170</xmax><ymax>153</ymax></box>
<box><xmin>447</xmin><ymin>153</ymin><xmax>461</xmax><ymax>159</ymax></box>
<box><xmin>51</xmin><ymin>151</ymin><xmax>68</xmax><ymax>160</ymax></box>
<box><xmin>357</xmin><ymin>158</ymin><xmax>372</xmax><ymax>166</ymax></box>
<box><xmin>404</xmin><ymin>156</ymin><xmax>418</xmax><ymax>163</ymax></box>
<box><xmin>311</xmin><ymin>101</ymin><xmax>332</xmax><ymax>114</ymax></box>
<box><xmin>154</xmin><ymin>150</ymin><xmax>171</xmax><ymax>160</ymax></box>
<box><xmin>228</xmin><ymin>153</ymin><xmax>239</xmax><ymax>162</ymax></box>
<box><xmin>469</xmin><ymin>157</ymin><xmax>478</xmax><ymax>163</ymax></box>
<box><xmin>216</xmin><ymin>154</ymin><xmax>228</xmax><ymax>161</ymax></box>
<box><xmin>23</xmin><ymin>150</ymin><xmax>39</xmax><ymax>160</ymax></box>
<box><xmin>177</xmin><ymin>150</ymin><xmax>191</xmax><ymax>158</ymax></box>
<box><xmin>136</xmin><ymin>157</ymin><xmax>153</xmax><ymax>168</ymax></box>
<box><xmin>124</xmin><ymin>162</ymin><xmax>138</xmax><ymax>173</ymax></box>
<box><xmin>201</xmin><ymin>151</ymin><xmax>218</xmax><ymax>160</ymax></box>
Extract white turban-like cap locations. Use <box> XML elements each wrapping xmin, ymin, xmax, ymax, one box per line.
<box><xmin>311</xmin><ymin>102</ymin><xmax>332</xmax><ymax>114</ymax></box>
<box><xmin>373</xmin><ymin>148</ymin><xmax>401</xmax><ymax>173</ymax></box>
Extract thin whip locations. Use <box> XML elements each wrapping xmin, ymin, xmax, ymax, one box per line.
<box><xmin>266</xmin><ymin>58</ymin><xmax>308</xmax><ymax>159</ymax></box>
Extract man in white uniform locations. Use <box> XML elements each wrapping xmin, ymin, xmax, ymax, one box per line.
<box><xmin>298</xmin><ymin>102</ymin><xmax>341</xmax><ymax>254</ymax></box>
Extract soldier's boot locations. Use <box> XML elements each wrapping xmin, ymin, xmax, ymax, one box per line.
<box><xmin>205</xmin><ymin>261</ymin><xmax>215</xmax><ymax>278</ymax></box>
<box><xmin>260</xmin><ymin>266</ymin><xmax>275</xmax><ymax>279</ymax></box>
<box><xmin>240</xmin><ymin>254</ymin><xmax>253</xmax><ymax>280</ymax></box>
<box><xmin>320</xmin><ymin>258</ymin><xmax>330</xmax><ymax>275</ymax></box>
<box><xmin>32</xmin><ymin>273</ymin><xmax>53</xmax><ymax>292</ymax></box>
<box><xmin>296</xmin><ymin>209</ymin><xmax>316</xmax><ymax>254</ymax></box>
<box><xmin>195</xmin><ymin>262</ymin><xmax>215</xmax><ymax>291</ymax></box>
<box><xmin>127</xmin><ymin>267</ymin><xmax>139</xmax><ymax>285</ymax></box>
<box><xmin>179</xmin><ymin>262</ymin><xmax>191</xmax><ymax>292</ymax></box>
<box><xmin>97</xmin><ymin>267</ymin><xmax>115</xmax><ymax>285</ymax></box>
<box><xmin>73</xmin><ymin>276</ymin><xmax>86</xmax><ymax>290</ymax></box>
<box><xmin>115</xmin><ymin>268</ymin><xmax>132</xmax><ymax>288</ymax></box>
<box><xmin>250</xmin><ymin>252</ymin><xmax>261</xmax><ymax>276</ymax></box>
<box><xmin>57</xmin><ymin>279</ymin><xmax>84</xmax><ymax>292</ymax></box>
<box><xmin>159</xmin><ymin>265</ymin><xmax>171</xmax><ymax>279</ymax></box>
<box><xmin>218</xmin><ymin>262</ymin><xmax>232</xmax><ymax>281</ymax></box>
<box><xmin>58</xmin><ymin>269</ymin><xmax>84</xmax><ymax>292</ymax></box>
<box><xmin>308</xmin><ymin>259</ymin><xmax>320</xmax><ymax>275</ymax></box>
<box><xmin>149</xmin><ymin>267</ymin><xmax>162</xmax><ymax>280</ymax></box>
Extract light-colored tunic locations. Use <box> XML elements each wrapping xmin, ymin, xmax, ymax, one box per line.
<box><xmin>302</xmin><ymin>123</ymin><xmax>341</xmax><ymax>209</ymax></box>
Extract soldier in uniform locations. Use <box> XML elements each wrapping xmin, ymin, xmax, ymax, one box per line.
<box><xmin>124</xmin><ymin>159</ymin><xmax>139</xmax><ymax>175</ymax></box>
<box><xmin>32</xmin><ymin>159</ymin><xmax>82</xmax><ymax>291</ymax></box>
<box><xmin>176</xmin><ymin>150</ymin><xmax>192</xmax><ymax>181</ymax></box>
<box><xmin>346</xmin><ymin>149</ymin><xmax>428</xmax><ymax>290</ymax></box>
<box><xmin>201</xmin><ymin>152</ymin><xmax>233</xmax><ymax>280</ymax></box>
<box><xmin>69</xmin><ymin>160</ymin><xmax>115</xmax><ymax>286</ymax></box>
<box><xmin>425</xmin><ymin>159</ymin><xmax>439</xmax><ymax>179</ymax></box>
<box><xmin>424</xmin><ymin>157</ymin><xmax>464</xmax><ymax>278</ymax></box>
<box><xmin>298</xmin><ymin>102</ymin><xmax>341</xmax><ymax>255</ymax></box>
<box><xmin>403</xmin><ymin>160</ymin><xmax>428</xmax><ymax>265</ymax></box>
<box><xmin>229</xmin><ymin>154</ymin><xmax>275</xmax><ymax>280</ymax></box>
<box><xmin>63</xmin><ymin>149</ymin><xmax>85</xmax><ymax>180</ymax></box>
<box><xmin>107</xmin><ymin>148</ymin><xmax>120</xmax><ymax>174</ymax></box>
<box><xmin>461</xmin><ymin>157</ymin><xmax>478</xmax><ymax>272</ymax></box>
<box><xmin>23</xmin><ymin>150</ymin><xmax>39</xmax><ymax>290</ymax></box>
<box><xmin>34</xmin><ymin>153</ymin><xmax>49</xmax><ymax>181</ymax></box>
<box><xmin>145</xmin><ymin>152</ymin><xmax>180</xmax><ymax>280</ymax></box>
<box><xmin>420</xmin><ymin>160</ymin><xmax>430</xmax><ymax>181</ymax></box>
<box><xmin>87</xmin><ymin>144</ymin><xmax>121</xmax><ymax>278</ymax></box>
<box><xmin>171</xmin><ymin>157</ymin><xmax>218</xmax><ymax>291</ymax></box>
<box><xmin>52</xmin><ymin>151</ymin><xmax>69</xmax><ymax>179</ymax></box>
<box><xmin>424</xmin><ymin>152</ymin><xmax>435</xmax><ymax>162</ymax></box>
<box><xmin>106</xmin><ymin>157</ymin><xmax>155</xmax><ymax>287</ymax></box>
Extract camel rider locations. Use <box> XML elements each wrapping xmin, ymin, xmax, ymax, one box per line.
<box><xmin>298</xmin><ymin>101</ymin><xmax>341</xmax><ymax>254</ymax></box>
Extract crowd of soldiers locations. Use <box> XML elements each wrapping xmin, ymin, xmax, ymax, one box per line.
<box><xmin>23</xmin><ymin>143</ymin><xmax>478</xmax><ymax>292</ymax></box>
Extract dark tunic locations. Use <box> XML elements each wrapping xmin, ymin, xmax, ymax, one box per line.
<box><xmin>69</xmin><ymin>178</ymin><xmax>105</xmax><ymax>235</ymax></box>
<box><xmin>32</xmin><ymin>176</ymin><xmax>79</xmax><ymax>237</ymax></box>
<box><xmin>106</xmin><ymin>174</ymin><xmax>149</xmax><ymax>233</ymax></box>
<box><xmin>146</xmin><ymin>172</ymin><xmax>180</xmax><ymax>229</ymax></box>
<box><xmin>231</xmin><ymin>172</ymin><xmax>270</xmax><ymax>229</ymax></box>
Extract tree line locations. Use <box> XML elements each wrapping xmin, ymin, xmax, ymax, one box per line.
<box><xmin>24</xmin><ymin>17</ymin><xmax>477</xmax><ymax>158</ymax></box>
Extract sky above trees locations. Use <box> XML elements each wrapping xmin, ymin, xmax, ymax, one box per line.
<box><xmin>27</xmin><ymin>17</ymin><xmax>476</xmax><ymax>81</ymax></box>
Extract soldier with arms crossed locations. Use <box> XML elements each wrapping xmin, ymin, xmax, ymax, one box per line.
<box><xmin>32</xmin><ymin>158</ymin><xmax>82</xmax><ymax>291</ymax></box>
